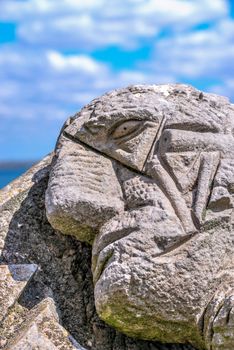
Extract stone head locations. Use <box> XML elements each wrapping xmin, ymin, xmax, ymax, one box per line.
<box><xmin>45</xmin><ymin>84</ymin><xmax>234</xmax><ymax>349</ymax></box>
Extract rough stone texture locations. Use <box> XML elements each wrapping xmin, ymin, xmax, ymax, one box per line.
<box><xmin>46</xmin><ymin>84</ymin><xmax>234</xmax><ymax>350</ymax></box>
<box><xmin>5</xmin><ymin>298</ymin><xmax>82</xmax><ymax>350</ymax></box>
<box><xmin>0</xmin><ymin>264</ymin><xmax>37</xmax><ymax>324</ymax></box>
<box><xmin>0</xmin><ymin>150</ymin><xmax>195</xmax><ymax>349</ymax></box>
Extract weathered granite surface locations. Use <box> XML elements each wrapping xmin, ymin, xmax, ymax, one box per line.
<box><xmin>1</xmin><ymin>84</ymin><xmax>233</xmax><ymax>350</ymax></box>
<box><xmin>0</xmin><ymin>153</ymin><xmax>194</xmax><ymax>349</ymax></box>
<box><xmin>46</xmin><ymin>84</ymin><xmax>234</xmax><ymax>349</ymax></box>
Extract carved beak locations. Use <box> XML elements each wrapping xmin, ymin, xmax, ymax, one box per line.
<box><xmin>45</xmin><ymin>137</ymin><xmax>125</xmax><ymax>244</ymax></box>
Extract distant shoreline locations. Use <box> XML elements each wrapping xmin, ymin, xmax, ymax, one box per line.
<box><xmin>0</xmin><ymin>161</ymin><xmax>36</xmax><ymax>170</ymax></box>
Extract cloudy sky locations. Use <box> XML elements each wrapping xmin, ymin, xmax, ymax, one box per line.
<box><xmin>0</xmin><ymin>0</ymin><xmax>233</xmax><ymax>160</ymax></box>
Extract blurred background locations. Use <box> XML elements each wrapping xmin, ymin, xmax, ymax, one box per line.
<box><xmin>0</xmin><ymin>0</ymin><xmax>233</xmax><ymax>187</ymax></box>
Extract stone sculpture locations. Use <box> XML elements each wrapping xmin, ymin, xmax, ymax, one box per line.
<box><xmin>45</xmin><ymin>84</ymin><xmax>234</xmax><ymax>350</ymax></box>
<box><xmin>0</xmin><ymin>144</ymin><xmax>194</xmax><ymax>349</ymax></box>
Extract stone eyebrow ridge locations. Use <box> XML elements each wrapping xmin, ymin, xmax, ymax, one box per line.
<box><xmin>70</xmin><ymin>84</ymin><xmax>233</xmax><ymax>136</ymax></box>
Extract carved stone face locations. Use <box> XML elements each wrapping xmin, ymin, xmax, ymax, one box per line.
<box><xmin>45</xmin><ymin>84</ymin><xmax>234</xmax><ymax>349</ymax></box>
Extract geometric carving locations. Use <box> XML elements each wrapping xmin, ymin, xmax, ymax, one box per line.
<box><xmin>193</xmin><ymin>151</ymin><xmax>220</xmax><ymax>223</ymax></box>
<box><xmin>45</xmin><ymin>84</ymin><xmax>234</xmax><ymax>349</ymax></box>
<box><xmin>65</xmin><ymin>115</ymin><xmax>162</xmax><ymax>172</ymax></box>
<box><xmin>161</xmin><ymin>151</ymin><xmax>200</xmax><ymax>193</ymax></box>
<box><xmin>4</xmin><ymin>298</ymin><xmax>84</xmax><ymax>350</ymax></box>
<box><xmin>0</xmin><ymin>264</ymin><xmax>37</xmax><ymax>324</ymax></box>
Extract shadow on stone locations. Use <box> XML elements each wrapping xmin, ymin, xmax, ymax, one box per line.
<box><xmin>0</xmin><ymin>162</ymin><xmax>196</xmax><ymax>350</ymax></box>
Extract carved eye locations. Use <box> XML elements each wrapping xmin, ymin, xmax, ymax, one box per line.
<box><xmin>111</xmin><ymin>120</ymin><xmax>142</xmax><ymax>140</ymax></box>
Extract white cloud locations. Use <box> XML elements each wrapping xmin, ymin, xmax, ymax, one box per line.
<box><xmin>134</xmin><ymin>0</ymin><xmax>227</xmax><ymax>25</ymax></box>
<box><xmin>46</xmin><ymin>51</ymin><xmax>106</xmax><ymax>74</ymax></box>
<box><xmin>16</xmin><ymin>16</ymin><xmax>159</xmax><ymax>49</ymax></box>
<box><xmin>0</xmin><ymin>0</ymin><xmax>229</xmax><ymax>49</ymax></box>
<box><xmin>145</xmin><ymin>18</ymin><xmax>234</xmax><ymax>94</ymax></box>
<box><xmin>0</xmin><ymin>0</ymin><xmax>233</xmax><ymax>160</ymax></box>
<box><xmin>0</xmin><ymin>0</ymin><xmax>233</xmax><ymax>126</ymax></box>
<box><xmin>0</xmin><ymin>41</ymin><xmax>180</xmax><ymax>124</ymax></box>
<box><xmin>0</xmin><ymin>47</ymin><xmax>169</xmax><ymax>121</ymax></box>
<box><xmin>0</xmin><ymin>47</ymin><xmax>109</xmax><ymax>120</ymax></box>
<box><xmin>211</xmin><ymin>79</ymin><xmax>234</xmax><ymax>101</ymax></box>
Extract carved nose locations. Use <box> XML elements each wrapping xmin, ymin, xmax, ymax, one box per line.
<box><xmin>46</xmin><ymin>139</ymin><xmax>124</xmax><ymax>244</ymax></box>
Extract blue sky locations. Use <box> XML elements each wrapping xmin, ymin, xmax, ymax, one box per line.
<box><xmin>0</xmin><ymin>0</ymin><xmax>233</xmax><ymax>160</ymax></box>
